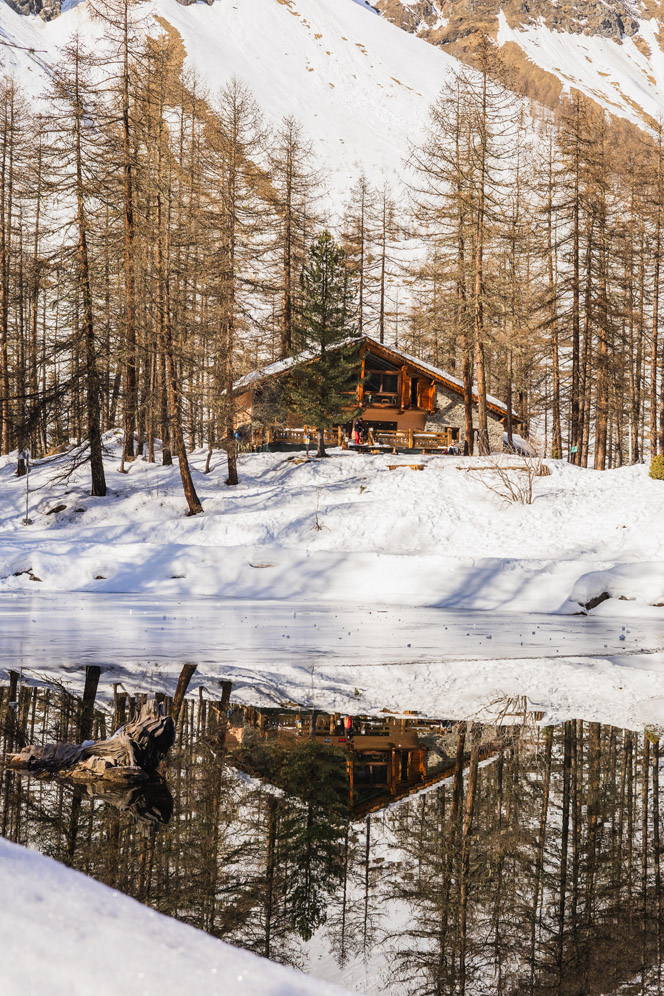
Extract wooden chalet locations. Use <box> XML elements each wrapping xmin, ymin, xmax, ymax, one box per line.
<box><xmin>233</xmin><ymin>335</ymin><xmax>522</xmax><ymax>452</ymax></box>
<box><xmin>225</xmin><ymin>706</ymin><xmax>500</xmax><ymax>818</ymax></box>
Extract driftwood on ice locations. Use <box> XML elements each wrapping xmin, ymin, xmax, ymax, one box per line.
<box><xmin>8</xmin><ymin>700</ymin><xmax>176</xmax><ymax>784</ymax></box>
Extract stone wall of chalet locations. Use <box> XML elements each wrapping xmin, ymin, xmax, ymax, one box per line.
<box><xmin>425</xmin><ymin>385</ymin><xmax>505</xmax><ymax>451</ymax></box>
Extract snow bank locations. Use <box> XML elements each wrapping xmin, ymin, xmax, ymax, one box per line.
<box><xmin>0</xmin><ymin>439</ymin><xmax>662</xmax><ymax>615</ymax></box>
<box><xmin>0</xmin><ymin>837</ymin><xmax>355</xmax><ymax>996</ymax></box>
<box><xmin>570</xmin><ymin>563</ymin><xmax>664</xmax><ymax>611</ymax></box>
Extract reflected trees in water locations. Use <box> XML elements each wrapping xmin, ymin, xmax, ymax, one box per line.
<box><xmin>2</xmin><ymin>678</ymin><xmax>664</xmax><ymax>993</ymax></box>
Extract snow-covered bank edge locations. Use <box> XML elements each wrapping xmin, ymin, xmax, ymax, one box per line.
<box><xmin>0</xmin><ymin>540</ymin><xmax>615</xmax><ymax>612</ymax></box>
<box><xmin>570</xmin><ymin>563</ymin><xmax>664</xmax><ymax>613</ymax></box>
<box><xmin>1</xmin><ymin>441</ymin><xmax>663</xmax><ymax>617</ymax></box>
<box><xmin>3</xmin><ymin>544</ymin><xmax>663</xmax><ymax>617</ymax></box>
<box><xmin>0</xmin><ymin>837</ymin><xmax>357</xmax><ymax>996</ymax></box>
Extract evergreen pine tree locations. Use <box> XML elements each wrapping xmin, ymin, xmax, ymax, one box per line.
<box><xmin>278</xmin><ymin>740</ymin><xmax>348</xmax><ymax>942</ymax></box>
<box><xmin>287</xmin><ymin>230</ymin><xmax>359</xmax><ymax>457</ymax></box>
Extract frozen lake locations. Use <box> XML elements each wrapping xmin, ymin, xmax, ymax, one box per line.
<box><xmin>3</xmin><ymin>595</ymin><xmax>664</xmax><ymax>995</ymax></box>
<box><xmin>1</xmin><ymin>593</ymin><xmax>663</xmax><ymax>728</ymax></box>
<box><xmin>1</xmin><ymin>592</ymin><xmax>661</xmax><ymax>666</ymax></box>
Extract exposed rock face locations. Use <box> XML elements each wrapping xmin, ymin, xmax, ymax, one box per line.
<box><xmin>374</xmin><ymin>0</ymin><xmax>647</xmax><ymax>116</ymax></box>
<box><xmin>376</xmin><ymin>0</ymin><xmax>640</xmax><ymax>46</ymax></box>
<box><xmin>6</xmin><ymin>0</ymin><xmax>62</xmax><ymax>21</ymax></box>
<box><xmin>4</xmin><ymin>0</ymin><xmax>214</xmax><ymax>18</ymax></box>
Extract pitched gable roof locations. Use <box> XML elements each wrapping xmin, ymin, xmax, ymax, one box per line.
<box><xmin>233</xmin><ymin>335</ymin><xmax>520</xmax><ymax>423</ymax></box>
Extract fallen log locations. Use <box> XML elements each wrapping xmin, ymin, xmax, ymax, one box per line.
<box><xmin>8</xmin><ymin>699</ymin><xmax>175</xmax><ymax>784</ymax></box>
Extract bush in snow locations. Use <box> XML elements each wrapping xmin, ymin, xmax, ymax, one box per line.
<box><xmin>649</xmin><ymin>455</ymin><xmax>664</xmax><ymax>480</ymax></box>
<box><xmin>468</xmin><ymin>451</ymin><xmax>547</xmax><ymax>505</ymax></box>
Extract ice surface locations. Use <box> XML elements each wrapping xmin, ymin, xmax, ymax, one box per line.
<box><xmin>2</xmin><ymin>593</ymin><xmax>664</xmax><ymax>732</ymax></box>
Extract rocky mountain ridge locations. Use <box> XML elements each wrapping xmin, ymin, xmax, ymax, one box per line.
<box><xmin>376</xmin><ymin>0</ymin><xmax>643</xmax><ymax>45</ymax></box>
<box><xmin>1</xmin><ymin>0</ymin><xmax>663</xmax><ymax>152</ymax></box>
<box><xmin>376</xmin><ymin>0</ymin><xmax>664</xmax><ymax>124</ymax></box>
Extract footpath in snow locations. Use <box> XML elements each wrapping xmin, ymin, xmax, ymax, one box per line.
<box><xmin>1</xmin><ymin>436</ymin><xmax>663</xmax><ymax>615</ymax></box>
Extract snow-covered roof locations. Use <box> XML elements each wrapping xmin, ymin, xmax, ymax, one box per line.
<box><xmin>386</xmin><ymin>341</ymin><xmax>513</xmax><ymax>417</ymax></box>
<box><xmin>233</xmin><ymin>338</ymin><xmax>360</xmax><ymax>393</ymax></box>
<box><xmin>233</xmin><ymin>335</ymin><xmax>519</xmax><ymax>420</ymax></box>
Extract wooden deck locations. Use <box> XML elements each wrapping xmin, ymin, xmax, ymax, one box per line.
<box><xmin>251</xmin><ymin>426</ymin><xmax>458</xmax><ymax>452</ymax></box>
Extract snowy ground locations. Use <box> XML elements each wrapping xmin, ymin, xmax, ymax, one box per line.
<box><xmin>0</xmin><ymin>837</ymin><xmax>354</xmax><ymax>996</ymax></box>
<box><xmin>1</xmin><ymin>437</ymin><xmax>662</xmax><ymax>615</ymax></box>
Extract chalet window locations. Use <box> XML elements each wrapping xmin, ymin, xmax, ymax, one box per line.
<box><xmin>366</xmin><ymin>354</ymin><xmax>400</xmax><ymax>372</ymax></box>
<box><xmin>365</xmin><ymin>370</ymin><xmax>400</xmax><ymax>405</ymax></box>
<box><xmin>366</xmin><ymin>371</ymin><xmax>398</xmax><ymax>394</ymax></box>
<box><xmin>366</xmin><ymin>371</ymin><xmax>382</xmax><ymax>393</ymax></box>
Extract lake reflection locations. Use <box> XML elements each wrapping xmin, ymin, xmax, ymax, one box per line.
<box><xmin>1</xmin><ymin>675</ymin><xmax>663</xmax><ymax>995</ymax></box>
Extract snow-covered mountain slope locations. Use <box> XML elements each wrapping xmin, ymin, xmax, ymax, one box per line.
<box><xmin>0</xmin><ymin>0</ymin><xmax>463</xmax><ymax>199</ymax></box>
<box><xmin>2</xmin><ymin>0</ymin><xmax>661</xmax><ymax>195</ymax></box>
<box><xmin>377</xmin><ymin>0</ymin><xmax>664</xmax><ymax>129</ymax></box>
<box><xmin>496</xmin><ymin>9</ymin><xmax>664</xmax><ymax>126</ymax></box>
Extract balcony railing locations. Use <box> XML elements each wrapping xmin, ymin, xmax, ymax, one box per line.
<box><xmin>251</xmin><ymin>426</ymin><xmax>458</xmax><ymax>451</ymax></box>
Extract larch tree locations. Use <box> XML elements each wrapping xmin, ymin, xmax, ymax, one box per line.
<box><xmin>343</xmin><ymin>174</ymin><xmax>377</xmax><ymax>338</ymax></box>
<box><xmin>45</xmin><ymin>36</ymin><xmax>108</xmax><ymax>497</ymax></box>
<box><xmin>269</xmin><ymin>115</ymin><xmax>322</xmax><ymax>359</ymax></box>
<box><xmin>408</xmin><ymin>77</ymin><xmax>475</xmax><ymax>454</ymax></box>
<box><xmin>87</xmin><ymin>0</ymin><xmax>146</xmax><ymax>470</ymax></box>
<box><xmin>409</xmin><ymin>46</ymin><xmax>518</xmax><ymax>455</ymax></box>
<box><xmin>203</xmin><ymin>79</ymin><xmax>268</xmax><ymax>487</ymax></box>
<box><xmin>376</xmin><ymin>182</ymin><xmax>401</xmax><ymax>346</ymax></box>
<box><xmin>465</xmin><ymin>38</ymin><xmax>517</xmax><ymax>455</ymax></box>
<box><xmin>139</xmin><ymin>34</ymin><xmax>203</xmax><ymax>515</ymax></box>
<box><xmin>556</xmin><ymin>92</ymin><xmax>594</xmax><ymax>465</ymax></box>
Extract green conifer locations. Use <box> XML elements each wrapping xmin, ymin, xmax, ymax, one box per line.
<box><xmin>287</xmin><ymin>230</ymin><xmax>360</xmax><ymax>456</ymax></box>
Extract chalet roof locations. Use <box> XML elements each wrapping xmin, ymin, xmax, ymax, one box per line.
<box><xmin>233</xmin><ymin>335</ymin><xmax>520</xmax><ymax>422</ymax></box>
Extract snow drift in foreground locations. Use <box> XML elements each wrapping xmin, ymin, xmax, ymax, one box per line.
<box><xmin>0</xmin><ymin>837</ymin><xmax>355</xmax><ymax>996</ymax></box>
<box><xmin>0</xmin><ymin>436</ymin><xmax>662</xmax><ymax>615</ymax></box>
